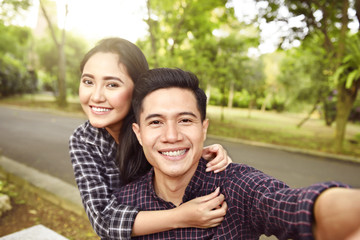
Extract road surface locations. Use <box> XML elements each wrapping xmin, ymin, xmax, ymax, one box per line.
<box><xmin>0</xmin><ymin>105</ymin><xmax>359</xmax><ymax>188</ymax></box>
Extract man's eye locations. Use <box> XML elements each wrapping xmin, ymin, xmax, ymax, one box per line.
<box><xmin>180</xmin><ymin>119</ymin><xmax>192</xmax><ymax>123</ymax></box>
<box><xmin>149</xmin><ymin>120</ymin><xmax>161</xmax><ymax>125</ymax></box>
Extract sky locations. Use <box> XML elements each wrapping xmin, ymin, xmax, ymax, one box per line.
<box><xmin>21</xmin><ymin>0</ymin><xmax>280</xmax><ymax>54</ymax></box>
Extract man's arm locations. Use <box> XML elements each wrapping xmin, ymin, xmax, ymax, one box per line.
<box><xmin>313</xmin><ymin>188</ymin><xmax>360</xmax><ymax>240</ymax></box>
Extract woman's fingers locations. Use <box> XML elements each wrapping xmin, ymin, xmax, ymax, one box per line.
<box><xmin>195</xmin><ymin>187</ymin><xmax>220</xmax><ymax>202</ymax></box>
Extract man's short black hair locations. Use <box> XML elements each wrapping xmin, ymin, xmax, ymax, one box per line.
<box><xmin>132</xmin><ymin>68</ymin><xmax>207</xmax><ymax>123</ymax></box>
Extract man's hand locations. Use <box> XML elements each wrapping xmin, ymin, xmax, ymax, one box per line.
<box><xmin>313</xmin><ymin>188</ymin><xmax>360</xmax><ymax>240</ymax></box>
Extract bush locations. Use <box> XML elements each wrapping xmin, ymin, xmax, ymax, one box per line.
<box><xmin>0</xmin><ymin>55</ymin><xmax>36</xmax><ymax>98</ymax></box>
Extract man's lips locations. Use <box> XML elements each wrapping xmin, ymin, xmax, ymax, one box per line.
<box><xmin>160</xmin><ymin>149</ymin><xmax>188</xmax><ymax>157</ymax></box>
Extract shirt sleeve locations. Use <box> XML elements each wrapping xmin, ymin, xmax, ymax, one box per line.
<box><xmin>69</xmin><ymin>126</ymin><xmax>139</xmax><ymax>239</ymax></box>
<box><xmin>228</xmin><ymin>165</ymin><xmax>349</xmax><ymax>240</ymax></box>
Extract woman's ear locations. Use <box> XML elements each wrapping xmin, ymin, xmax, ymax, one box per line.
<box><xmin>132</xmin><ymin>123</ymin><xmax>142</xmax><ymax>146</ymax></box>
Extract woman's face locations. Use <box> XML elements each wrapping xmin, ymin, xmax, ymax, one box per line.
<box><xmin>79</xmin><ymin>52</ymin><xmax>134</xmax><ymax>138</ymax></box>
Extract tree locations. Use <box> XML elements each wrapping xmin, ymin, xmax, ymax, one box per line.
<box><xmin>0</xmin><ymin>0</ymin><xmax>31</xmax><ymax>23</ymax></box>
<box><xmin>0</xmin><ymin>0</ymin><xmax>34</xmax><ymax>97</ymax></box>
<box><xmin>254</xmin><ymin>0</ymin><xmax>360</xmax><ymax>151</ymax></box>
<box><xmin>39</xmin><ymin>0</ymin><xmax>68</xmax><ymax>107</ymax></box>
<box><xmin>141</xmin><ymin>0</ymin><xmax>233</xmax><ymax>68</ymax></box>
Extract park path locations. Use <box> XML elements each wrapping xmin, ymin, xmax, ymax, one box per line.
<box><xmin>0</xmin><ymin>105</ymin><xmax>359</xmax><ymax>188</ymax></box>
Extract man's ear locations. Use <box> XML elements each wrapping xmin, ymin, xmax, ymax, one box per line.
<box><xmin>202</xmin><ymin>118</ymin><xmax>209</xmax><ymax>140</ymax></box>
<box><xmin>132</xmin><ymin>123</ymin><xmax>142</xmax><ymax>146</ymax></box>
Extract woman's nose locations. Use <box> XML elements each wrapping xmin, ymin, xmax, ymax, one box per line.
<box><xmin>91</xmin><ymin>86</ymin><xmax>105</xmax><ymax>102</ymax></box>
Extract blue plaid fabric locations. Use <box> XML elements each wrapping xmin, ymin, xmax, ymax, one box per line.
<box><xmin>115</xmin><ymin>158</ymin><xmax>348</xmax><ymax>240</ymax></box>
<box><xmin>69</xmin><ymin>121</ymin><xmax>139</xmax><ymax>239</ymax></box>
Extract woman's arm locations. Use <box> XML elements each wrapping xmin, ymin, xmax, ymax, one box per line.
<box><xmin>71</xmin><ymin>124</ymin><xmax>227</xmax><ymax>239</ymax></box>
<box><xmin>69</xmin><ymin>124</ymin><xmax>138</xmax><ymax>239</ymax></box>
<box><xmin>132</xmin><ymin>187</ymin><xmax>227</xmax><ymax>236</ymax></box>
<box><xmin>202</xmin><ymin>144</ymin><xmax>232</xmax><ymax>173</ymax></box>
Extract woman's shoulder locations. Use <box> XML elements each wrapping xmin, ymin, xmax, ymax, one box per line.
<box><xmin>70</xmin><ymin>121</ymin><xmax>102</xmax><ymax>142</ymax></box>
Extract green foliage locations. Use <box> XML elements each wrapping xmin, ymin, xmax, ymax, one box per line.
<box><xmin>277</xmin><ymin>35</ymin><xmax>330</xmax><ymax>112</ymax></box>
<box><xmin>0</xmin><ymin>21</ymin><xmax>35</xmax><ymax>97</ymax></box>
<box><xmin>334</xmin><ymin>34</ymin><xmax>360</xmax><ymax>89</ymax></box>
<box><xmin>0</xmin><ymin>54</ymin><xmax>35</xmax><ymax>97</ymax></box>
<box><xmin>0</xmin><ymin>0</ymin><xmax>31</xmax><ymax>23</ymax></box>
<box><xmin>232</xmin><ymin>89</ymin><xmax>252</xmax><ymax>108</ymax></box>
<box><xmin>34</xmin><ymin>32</ymin><xmax>88</xmax><ymax>96</ymax></box>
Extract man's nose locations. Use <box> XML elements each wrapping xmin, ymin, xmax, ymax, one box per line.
<box><xmin>162</xmin><ymin>123</ymin><xmax>182</xmax><ymax>143</ymax></box>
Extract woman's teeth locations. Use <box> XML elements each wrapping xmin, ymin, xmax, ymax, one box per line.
<box><xmin>92</xmin><ymin>107</ymin><xmax>110</xmax><ymax>112</ymax></box>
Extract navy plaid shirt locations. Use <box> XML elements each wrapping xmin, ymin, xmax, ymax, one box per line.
<box><xmin>69</xmin><ymin>121</ymin><xmax>139</xmax><ymax>239</ymax></box>
<box><xmin>115</xmin><ymin>158</ymin><xmax>348</xmax><ymax>240</ymax></box>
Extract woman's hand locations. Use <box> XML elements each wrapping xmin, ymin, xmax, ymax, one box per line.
<box><xmin>202</xmin><ymin>144</ymin><xmax>232</xmax><ymax>173</ymax></box>
<box><xmin>175</xmin><ymin>187</ymin><xmax>227</xmax><ymax>228</ymax></box>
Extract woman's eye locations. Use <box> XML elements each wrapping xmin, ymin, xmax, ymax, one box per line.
<box><xmin>107</xmin><ymin>82</ymin><xmax>119</xmax><ymax>88</ymax></box>
<box><xmin>82</xmin><ymin>79</ymin><xmax>93</xmax><ymax>85</ymax></box>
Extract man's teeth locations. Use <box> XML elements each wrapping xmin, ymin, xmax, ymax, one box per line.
<box><xmin>162</xmin><ymin>150</ymin><xmax>187</xmax><ymax>157</ymax></box>
<box><xmin>92</xmin><ymin>107</ymin><xmax>110</xmax><ymax>112</ymax></box>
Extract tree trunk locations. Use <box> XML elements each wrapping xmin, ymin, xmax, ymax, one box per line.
<box><xmin>146</xmin><ymin>0</ymin><xmax>159</xmax><ymax>68</ymax></box>
<box><xmin>333</xmin><ymin>0</ymin><xmax>349</xmax><ymax>150</ymax></box>
<box><xmin>205</xmin><ymin>84</ymin><xmax>211</xmax><ymax>105</ymax></box>
<box><xmin>334</xmin><ymin>84</ymin><xmax>357</xmax><ymax>151</ymax></box>
<box><xmin>57</xmin><ymin>39</ymin><xmax>67</xmax><ymax>107</ymax></box>
<box><xmin>227</xmin><ymin>80</ymin><xmax>234</xmax><ymax>108</ymax></box>
<box><xmin>39</xmin><ymin>0</ymin><xmax>68</xmax><ymax>107</ymax></box>
<box><xmin>261</xmin><ymin>93</ymin><xmax>272</xmax><ymax>112</ymax></box>
<box><xmin>248</xmin><ymin>98</ymin><xmax>255</xmax><ymax>118</ymax></box>
<box><xmin>297</xmin><ymin>99</ymin><xmax>320</xmax><ymax>128</ymax></box>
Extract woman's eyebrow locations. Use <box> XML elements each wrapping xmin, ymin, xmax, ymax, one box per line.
<box><xmin>81</xmin><ymin>73</ymin><xmax>94</xmax><ymax>78</ymax></box>
<box><xmin>103</xmin><ymin>76</ymin><xmax>124</xmax><ymax>83</ymax></box>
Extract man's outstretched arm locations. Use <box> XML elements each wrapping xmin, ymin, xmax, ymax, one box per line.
<box><xmin>313</xmin><ymin>188</ymin><xmax>360</xmax><ymax>240</ymax></box>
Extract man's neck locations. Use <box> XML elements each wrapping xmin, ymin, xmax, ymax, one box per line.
<box><xmin>153</xmin><ymin>163</ymin><xmax>198</xmax><ymax>206</ymax></box>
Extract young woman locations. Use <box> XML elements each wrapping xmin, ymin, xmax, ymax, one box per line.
<box><xmin>69</xmin><ymin>37</ymin><xmax>231</xmax><ymax>239</ymax></box>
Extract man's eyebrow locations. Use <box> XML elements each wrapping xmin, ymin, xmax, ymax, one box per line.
<box><xmin>179</xmin><ymin>112</ymin><xmax>198</xmax><ymax>118</ymax></box>
<box><xmin>144</xmin><ymin>112</ymin><xmax>198</xmax><ymax>121</ymax></box>
<box><xmin>145</xmin><ymin>113</ymin><xmax>162</xmax><ymax>121</ymax></box>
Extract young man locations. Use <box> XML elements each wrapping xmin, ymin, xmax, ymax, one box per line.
<box><xmin>115</xmin><ymin>68</ymin><xmax>360</xmax><ymax>239</ymax></box>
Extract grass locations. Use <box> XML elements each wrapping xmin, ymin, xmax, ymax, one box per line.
<box><xmin>1</xmin><ymin>93</ymin><xmax>360</xmax><ymax>158</ymax></box>
<box><xmin>207</xmin><ymin>106</ymin><xmax>360</xmax><ymax>158</ymax></box>
<box><xmin>0</xmin><ymin>178</ymin><xmax>98</xmax><ymax>240</ymax></box>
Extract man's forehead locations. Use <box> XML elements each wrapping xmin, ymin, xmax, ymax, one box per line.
<box><xmin>141</xmin><ymin>88</ymin><xmax>199</xmax><ymax>117</ymax></box>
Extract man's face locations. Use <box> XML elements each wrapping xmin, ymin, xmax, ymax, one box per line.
<box><xmin>132</xmin><ymin>87</ymin><xmax>208</xmax><ymax>180</ymax></box>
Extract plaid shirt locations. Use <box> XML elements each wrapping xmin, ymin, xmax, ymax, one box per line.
<box><xmin>115</xmin><ymin>158</ymin><xmax>348</xmax><ymax>240</ymax></box>
<box><xmin>69</xmin><ymin>121</ymin><xmax>139</xmax><ymax>240</ymax></box>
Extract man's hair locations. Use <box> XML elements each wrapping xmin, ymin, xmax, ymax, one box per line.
<box><xmin>118</xmin><ymin>68</ymin><xmax>207</xmax><ymax>184</ymax></box>
<box><xmin>132</xmin><ymin>68</ymin><xmax>207</xmax><ymax>123</ymax></box>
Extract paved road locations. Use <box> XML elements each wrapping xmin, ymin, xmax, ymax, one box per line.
<box><xmin>0</xmin><ymin>105</ymin><xmax>359</xmax><ymax>188</ymax></box>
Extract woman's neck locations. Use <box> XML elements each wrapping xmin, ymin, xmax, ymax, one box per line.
<box><xmin>105</xmin><ymin>126</ymin><xmax>121</xmax><ymax>144</ymax></box>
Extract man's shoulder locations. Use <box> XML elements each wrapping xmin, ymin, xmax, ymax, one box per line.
<box><xmin>115</xmin><ymin>173</ymin><xmax>150</xmax><ymax>203</ymax></box>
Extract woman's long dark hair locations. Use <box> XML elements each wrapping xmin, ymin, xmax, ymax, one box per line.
<box><xmin>117</xmin><ymin>109</ymin><xmax>151</xmax><ymax>184</ymax></box>
<box><xmin>80</xmin><ymin>37</ymin><xmax>151</xmax><ymax>184</ymax></box>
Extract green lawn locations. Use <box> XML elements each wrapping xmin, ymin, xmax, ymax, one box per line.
<box><xmin>1</xmin><ymin>93</ymin><xmax>360</xmax><ymax>158</ymax></box>
<box><xmin>207</xmin><ymin>106</ymin><xmax>360</xmax><ymax>158</ymax></box>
